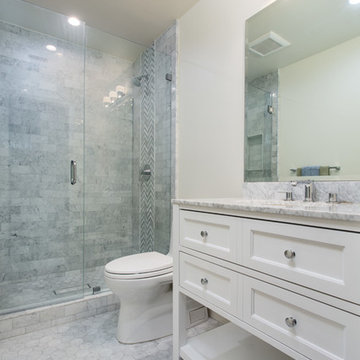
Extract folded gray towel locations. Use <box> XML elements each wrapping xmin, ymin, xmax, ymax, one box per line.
<box><xmin>301</xmin><ymin>166</ymin><xmax>320</xmax><ymax>176</ymax></box>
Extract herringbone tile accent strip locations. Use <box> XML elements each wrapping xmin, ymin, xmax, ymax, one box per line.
<box><xmin>139</xmin><ymin>47</ymin><xmax>155</xmax><ymax>253</ymax></box>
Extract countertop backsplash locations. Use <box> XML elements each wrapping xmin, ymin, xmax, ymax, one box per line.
<box><xmin>242</xmin><ymin>181</ymin><xmax>360</xmax><ymax>204</ymax></box>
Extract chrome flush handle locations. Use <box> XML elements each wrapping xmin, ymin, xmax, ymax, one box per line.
<box><xmin>284</xmin><ymin>249</ymin><xmax>296</xmax><ymax>259</ymax></box>
<box><xmin>200</xmin><ymin>278</ymin><xmax>208</xmax><ymax>285</ymax></box>
<box><xmin>200</xmin><ymin>230</ymin><xmax>208</xmax><ymax>238</ymax></box>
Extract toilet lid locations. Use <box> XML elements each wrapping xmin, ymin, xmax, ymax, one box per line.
<box><xmin>105</xmin><ymin>252</ymin><xmax>173</xmax><ymax>275</ymax></box>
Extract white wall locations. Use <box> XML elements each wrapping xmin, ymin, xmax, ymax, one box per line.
<box><xmin>278</xmin><ymin>36</ymin><xmax>360</xmax><ymax>180</ymax></box>
<box><xmin>177</xmin><ymin>0</ymin><xmax>273</xmax><ymax>198</ymax></box>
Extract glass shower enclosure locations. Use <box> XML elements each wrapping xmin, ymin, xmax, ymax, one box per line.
<box><xmin>0</xmin><ymin>0</ymin><xmax>174</xmax><ymax>315</ymax></box>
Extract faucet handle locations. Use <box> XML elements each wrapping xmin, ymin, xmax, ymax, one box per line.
<box><xmin>278</xmin><ymin>191</ymin><xmax>293</xmax><ymax>201</ymax></box>
<box><xmin>328</xmin><ymin>193</ymin><xmax>338</xmax><ymax>203</ymax></box>
<box><xmin>304</xmin><ymin>182</ymin><xmax>314</xmax><ymax>202</ymax></box>
<box><xmin>285</xmin><ymin>191</ymin><xmax>293</xmax><ymax>201</ymax></box>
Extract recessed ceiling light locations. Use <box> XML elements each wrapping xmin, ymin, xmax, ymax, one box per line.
<box><xmin>46</xmin><ymin>44</ymin><xmax>57</xmax><ymax>52</ymax></box>
<box><xmin>68</xmin><ymin>17</ymin><xmax>81</xmax><ymax>26</ymax></box>
<box><xmin>349</xmin><ymin>0</ymin><xmax>360</xmax><ymax>4</ymax></box>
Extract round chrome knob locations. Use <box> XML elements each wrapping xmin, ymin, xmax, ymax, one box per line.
<box><xmin>284</xmin><ymin>249</ymin><xmax>296</xmax><ymax>259</ymax></box>
<box><xmin>200</xmin><ymin>278</ymin><xmax>208</xmax><ymax>285</ymax></box>
<box><xmin>200</xmin><ymin>230</ymin><xmax>208</xmax><ymax>238</ymax></box>
<box><xmin>285</xmin><ymin>317</ymin><xmax>297</xmax><ymax>328</ymax></box>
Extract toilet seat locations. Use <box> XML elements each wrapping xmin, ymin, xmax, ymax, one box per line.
<box><xmin>104</xmin><ymin>251</ymin><xmax>173</xmax><ymax>280</ymax></box>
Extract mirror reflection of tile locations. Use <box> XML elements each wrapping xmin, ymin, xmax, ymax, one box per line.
<box><xmin>245</xmin><ymin>0</ymin><xmax>360</xmax><ymax>182</ymax></box>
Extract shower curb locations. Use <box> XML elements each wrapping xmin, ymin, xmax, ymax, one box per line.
<box><xmin>0</xmin><ymin>291</ymin><xmax>119</xmax><ymax>341</ymax></box>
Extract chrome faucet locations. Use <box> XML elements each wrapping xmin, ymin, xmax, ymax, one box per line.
<box><xmin>290</xmin><ymin>180</ymin><xmax>315</xmax><ymax>202</ymax></box>
<box><xmin>304</xmin><ymin>181</ymin><xmax>314</xmax><ymax>202</ymax></box>
<box><xmin>284</xmin><ymin>191</ymin><xmax>293</xmax><ymax>201</ymax></box>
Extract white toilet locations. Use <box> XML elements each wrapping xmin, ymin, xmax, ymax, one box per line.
<box><xmin>104</xmin><ymin>251</ymin><xmax>173</xmax><ymax>343</ymax></box>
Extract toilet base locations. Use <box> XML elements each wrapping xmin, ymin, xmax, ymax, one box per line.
<box><xmin>116</xmin><ymin>283</ymin><xmax>173</xmax><ymax>343</ymax></box>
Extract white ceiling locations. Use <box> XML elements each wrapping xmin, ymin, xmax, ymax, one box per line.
<box><xmin>23</xmin><ymin>0</ymin><xmax>199</xmax><ymax>46</ymax></box>
<box><xmin>0</xmin><ymin>0</ymin><xmax>147</xmax><ymax>61</ymax></box>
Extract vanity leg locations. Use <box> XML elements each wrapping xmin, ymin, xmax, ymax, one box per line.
<box><xmin>173</xmin><ymin>290</ymin><xmax>187</xmax><ymax>359</ymax></box>
<box><xmin>172</xmin><ymin>204</ymin><xmax>187</xmax><ymax>359</ymax></box>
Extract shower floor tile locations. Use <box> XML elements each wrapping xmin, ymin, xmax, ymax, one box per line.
<box><xmin>0</xmin><ymin>310</ymin><xmax>220</xmax><ymax>360</ymax></box>
<box><xmin>0</xmin><ymin>265</ymin><xmax>107</xmax><ymax>314</ymax></box>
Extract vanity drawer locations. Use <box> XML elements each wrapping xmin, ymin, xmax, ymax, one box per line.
<box><xmin>179</xmin><ymin>210</ymin><xmax>240</xmax><ymax>262</ymax></box>
<box><xmin>179</xmin><ymin>252</ymin><xmax>239</xmax><ymax>316</ymax></box>
<box><xmin>242</xmin><ymin>219</ymin><xmax>360</xmax><ymax>304</ymax></box>
<box><xmin>243</xmin><ymin>277</ymin><xmax>360</xmax><ymax>360</ymax></box>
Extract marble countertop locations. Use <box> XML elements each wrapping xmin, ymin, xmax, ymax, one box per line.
<box><xmin>172</xmin><ymin>198</ymin><xmax>360</xmax><ymax>222</ymax></box>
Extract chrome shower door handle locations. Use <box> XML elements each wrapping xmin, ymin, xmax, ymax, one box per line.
<box><xmin>70</xmin><ymin>160</ymin><xmax>77</xmax><ymax>185</ymax></box>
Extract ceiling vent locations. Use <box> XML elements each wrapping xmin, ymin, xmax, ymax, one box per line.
<box><xmin>248</xmin><ymin>31</ymin><xmax>290</xmax><ymax>57</ymax></box>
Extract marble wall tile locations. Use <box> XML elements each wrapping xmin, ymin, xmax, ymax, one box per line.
<box><xmin>12</xmin><ymin>313</ymin><xmax>39</xmax><ymax>329</ymax></box>
<box><xmin>133</xmin><ymin>24</ymin><xmax>176</xmax><ymax>255</ymax></box>
<box><xmin>0</xmin><ymin>20</ymin><xmax>85</xmax><ymax>312</ymax></box>
<box><xmin>245</xmin><ymin>72</ymin><xmax>278</xmax><ymax>182</ymax></box>
<box><xmin>84</xmin><ymin>52</ymin><xmax>137</xmax><ymax>287</ymax></box>
<box><xmin>0</xmin><ymin>20</ymin><xmax>141</xmax><ymax>311</ymax></box>
<box><xmin>243</xmin><ymin>181</ymin><xmax>360</xmax><ymax>203</ymax></box>
<box><xmin>0</xmin><ymin>318</ymin><xmax>12</xmax><ymax>333</ymax></box>
<box><xmin>153</xmin><ymin>24</ymin><xmax>176</xmax><ymax>255</ymax></box>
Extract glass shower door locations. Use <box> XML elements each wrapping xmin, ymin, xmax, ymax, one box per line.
<box><xmin>0</xmin><ymin>0</ymin><xmax>85</xmax><ymax>314</ymax></box>
<box><xmin>153</xmin><ymin>49</ymin><xmax>174</xmax><ymax>255</ymax></box>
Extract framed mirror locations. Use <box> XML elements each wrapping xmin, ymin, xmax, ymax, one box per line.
<box><xmin>245</xmin><ymin>0</ymin><xmax>360</xmax><ymax>182</ymax></box>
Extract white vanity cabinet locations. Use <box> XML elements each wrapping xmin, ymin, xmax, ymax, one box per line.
<box><xmin>173</xmin><ymin>202</ymin><xmax>360</xmax><ymax>360</ymax></box>
<box><xmin>179</xmin><ymin>210</ymin><xmax>240</xmax><ymax>262</ymax></box>
<box><xmin>180</xmin><ymin>252</ymin><xmax>240</xmax><ymax>317</ymax></box>
<box><xmin>241</xmin><ymin>219</ymin><xmax>360</xmax><ymax>304</ymax></box>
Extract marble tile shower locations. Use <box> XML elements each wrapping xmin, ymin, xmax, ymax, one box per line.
<box><xmin>134</xmin><ymin>25</ymin><xmax>176</xmax><ymax>255</ymax></box>
<box><xmin>0</xmin><ymin>19</ymin><xmax>86</xmax><ymax>312</ymax></box>
<box><xmin>0</xmin><ymin>0</ymin><xmax>175</xmax><ymax>317</ymax></box>
<box><xmin>245</xmin><ymin>72</ymin><xmax>278</xmax><ymax>182</ymax></box>
<box><xmin>154</xmin><ymin>25</ymin><xmax>176</xmax><ymax>255</ymax></box>
<box><xmin>84</xmin><ymin>47</ymin><xmax>137</xmax><ymax>291</ymax></box>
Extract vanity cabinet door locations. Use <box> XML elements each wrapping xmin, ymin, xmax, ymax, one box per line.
<box><xmin>242</xmin><ymin>219</ymin><xmax>360</xmax><ymax>304</ymax></box>
<box><xmin>179</xmin><ymin>210</ymin><xmax>240</xmax><ymax>262</ymax></box>
<box><xmin>243</xmin><ymin>277</ymin><xmax>360</xmax><ymax>360</ymax></box>
<box><xmin>179</xmin><ymin>252</ymin><xmax>240</xmax><ymax>316</ymax></box>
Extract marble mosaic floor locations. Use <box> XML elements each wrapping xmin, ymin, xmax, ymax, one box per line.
<box><xmin>0</xmin><ymin>310</ymin><xmax>220</xmax><ymax>360</ymax></box>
